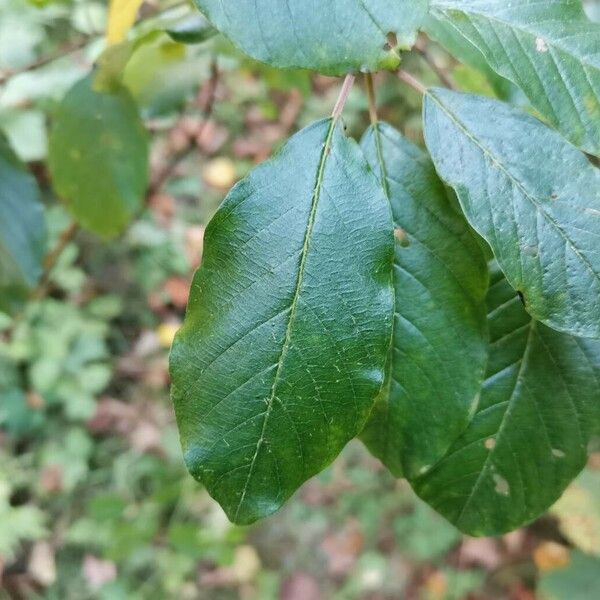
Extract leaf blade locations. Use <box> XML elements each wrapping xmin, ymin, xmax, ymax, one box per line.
<box><xmin>429</xmin><ymin>0</ymin><xmax>600</xmax><ymax>155</ymax></box>
<box><xmin>413</xmin><ymin>266</ymin><xmax>600</xmax><ymax>536</ymax></box>
<box><xmin>170</xmin><ymin>119</ymin><xmax>395</xmax><ymax>524</ymax></box>
<box><xmin>0</xmin><ymin>132</ymin><xmax>46</xmax><ymax>314</ymax></box>
<box><xmin>48</xmin><ymin>75</ymin><xmax>149</xmax><ymax>239</ymax></box>
<box><xmin>360</xmin><ymin>123</ymin><xmax>489</xmax><ymax>479</ymax></box>
<box><xmin>192</xmin><ymin>0</ymin><xmax>427</xmax><ymax>75</ymax></box>
<box><xmin>107</xmin><ymin>0</ymin><xmax>144</xmax><ymax>46</ymax></box>
<box><xmin>424</xmin><ymin>88</ymin><xmax>600</xmax><ymax>339</ymax></box>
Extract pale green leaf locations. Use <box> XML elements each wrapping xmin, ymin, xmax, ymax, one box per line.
<box><xmin>428</xmin><ymin>0</ymin><xmax>600</xmax><ymax>155</ymax></box>
<box><xmin>48</xmin><ymin>75</ymin><xmax>149</xmax><ymax>239</ymax></box>
<box><xmin>424</xmin><ymin>88</ymin><xmax>600</xmax><ymax>339</ymax></box>
<box><xmin>192</xmin><ymin>0</ymin><xmax>427</xmax><ymax>75</ymax></box>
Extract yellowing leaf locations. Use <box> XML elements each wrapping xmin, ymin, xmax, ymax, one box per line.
<box><xmin>203</xmin><ymin>157</ymin><xmax>236</xmax><ymax>189</ymax></box>
<box><xmin>157</xmin><ymin>322</ymin><xmax>180</xmax><ymax>348</ymax></box>
<box><xmin>534</xmin><ymin>542</ymin><xmax>571</xmax><ymax>573</ymax></box>
<box><xmin>551</xmin><ymin>470</ymin><xmax>600</xmax><ymax>557</ymax></box>
<box><xmin>106</xmin><ymin>0</ymin><xmax>144</xmax><ymax>46</ymax></box>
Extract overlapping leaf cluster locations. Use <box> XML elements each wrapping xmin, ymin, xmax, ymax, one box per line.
<box><xmin>2</xmin><ymin>0</ymin><xmax>600</xmax><ymax>538</ymax></box>
<box><xmin>171</xmin><ymin>0</ymin><xmax>600</xmax><ymax>535</ymax></box>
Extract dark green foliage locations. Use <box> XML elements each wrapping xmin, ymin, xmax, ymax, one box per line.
<box><xmin>4</xmin><ymin>0</ymin><xmax>600</xmax><ymax>548</ymax></box>
<box><xmin>359</xmin><ymin>123</ymin><xmax>488</xmax><ymax>480</ymax></box>
<box><xmin>424</xmin><ymin>88</ymin><xmax>600</xmax><ymax>340</ymax></box>
<box><xmin>413</xmin><ymin>266</ymin><xmax>600</xmax><ymax>536</ymax></box>
<box><xmin>0</xmin><ymin>132</ymin><xmax>46</xmax><ymax>313</ymax></box>
<box><xmin>170</xmin><ymin>119</ymin><xmax>394</xmax><ymax>524</ymax></box>
<box><xmin>192</xmin><ymin>0</ymin><xmax>427</xmax><ymax>75</ymax></box>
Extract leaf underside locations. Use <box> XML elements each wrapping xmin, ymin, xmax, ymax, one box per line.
<box><xmin>429</xmin><ymin>0</ymin><xmax>600</xmax><ymax>156</ymax></box>
<box><xmin>360</xmin><ymin>122</ymin><xmax>488</xmax><ymax>480</ymax></box>
<box><xmin>424</xmin><ymin>88</ymin><xmax>600</xmax><ymax>340</ymax></box>
<box><xmin>192</xmin><ymin>0</ymin><xmax>427</xmax><ymax>75</ymax></box>
<box><xmin>170</xmin><ymin>119</ymin><xmax>395</xmax><ymax>525</ymax></box>
<box><xmin>413</xmin><ymin>265</ymin><xmax>600</xmax><ymax>537</ymax></box>
<box><xmin>0</xmin><ymin>133</ymin><xmax>46</xmax><ymax>314</ymax></box>
<box><xmin>49</xmin><ymin>75</ymin><xmax>149</xmax><ymax>239</ymax></box>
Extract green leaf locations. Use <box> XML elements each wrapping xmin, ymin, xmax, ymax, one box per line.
<box><xmin>413</xmin><ymin>266</ymin><xmax>600</xmax><ymax>537</ymax></box>
<box><xmin>192</xmin><ymin>0</ymin><xmax>427</xmax><ymax>75</ymax></box>
<box><xmin>48</xmin><ymin>75</ymin><xmax>149</xmax><ymax>239</ymax></box>
<box><xmin>359</xmin><ymin>123</ymin><xmax>489</xmax><ymax>479</ymax></box>
<box><xmin>165</xmin><ymin>14</ymin><xmax>218</xmax><ymax>45</ymax></box>
<box><xmin>170</xmin><ymin>118</ymin><xmax>395</xmax><ymax>525</ymax></box>
<box><xmin>424</xmin><ymin>88</ymin><xmax>600</xmax><ymax>339</ymax></box>
<box><xmin>423</xmin><ymin>14</ymin><xmax>517</xmax><ymax>100</ymax></box>
<box><xmin>428</xmin><ymin>0</ymin><xmax>600</xmax><ymax>155</ymax></box>
<box><xmin>0</xmin><ymin>132</ymin><xmax>46</xmax><ymax>313</ymax></box>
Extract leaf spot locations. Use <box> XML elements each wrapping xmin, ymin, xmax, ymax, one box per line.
<box><xmin>535</xmin><ymin>37</ymin><xmax>549</xmax><ymax>53</ymax></box>
<box><xmin>484</xmin><ymin>438</ymin><xmax>496</xmax><ymax>450</ymax></box>
<box><xmin>493</xmin><ymin>474</ymin><xmax>510</xmax><ymax>496</ymax></box>
<box><xmin>552</xmin><ymin>448</ymin><xmax>566</xmax><ymax>458</ymax></box>
<box><xmin>394</xmin><ymin>228</ymin><xmax>410</xmax><ymax>248</ymax></box>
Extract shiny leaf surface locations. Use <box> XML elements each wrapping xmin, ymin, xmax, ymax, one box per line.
<box><xmin>192</xmin><ymin>0</ymin><xmax>427</xmax><ymax>75</ymax></box>
<box><xmin>428</xmin><ymin>0</ymin><xmax>600</xmax><ymax>155</ymax></box>
<box><xmin>170</xmin><ymin>119</ymin><xmax>395</xmax><ymax>525</ymax></box>
<box><xmin>424</xmin><ymin>88</ymin><xmax>600</xmax><ymax>339</ymax></box>
<box><xmin>360</xmin><ymin>123</ymin><xmax>488</xmax><ymax>479</ymax></box>
<box><xmin>413</xmin><ymin>266</ymin><xmax>600</xmax><ymax>536</ymax></box>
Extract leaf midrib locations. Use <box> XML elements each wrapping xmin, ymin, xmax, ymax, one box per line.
<box><xmin>454</xmin><ymin>321</ymin><xmax>535</xmax><ymax>528</ymax></box>
<box><xmin>233</xmin><ymin>118</ymin><xmax>337</xmax><ymax>521</ymax></box>
<box><xmin>427</xmin><ymin>92</ymin><xmax>600</xmax><ymax>291</ymax></box>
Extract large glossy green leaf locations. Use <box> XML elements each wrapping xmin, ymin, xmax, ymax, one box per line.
<box><xmin>170</xmin><ymin>119</ymin><xmax>395</xmax><ymax>525</ymax></box>
<box><xmin>48</xmin><ymin>75</ymin><xmax>149</xmax><ymax>239</ymax></box>
<box><xmin>413</xmin><ymin>266</ymin><xmax>600</xmax><ymax>536</ymax></box>
<box><xmin>424</xmin><ymin>88</ymin><xmax>600</xmax><ymax>339</ymax></box>
<box><xmin>192</xmin><ymin>0</ymin><xmax>427</xmax><ymax>75</ymax></box>
<box><xmin>359</xmin><ymin>123</ymin><xmax>488</xmax><ymax>479</ymax></box>
<box><xmin>428</xmin><ymin>0</ymin><xmax>600</xmax><ymax>155</ymax></box>
<box><xmin>0</xmin><ymin>132</ymin><xmax>46</xmax><ymax>314</ymax></box>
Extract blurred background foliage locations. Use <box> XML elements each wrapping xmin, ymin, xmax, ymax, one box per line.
<box><xmin>1</xmin><ymin>0</ymin><xmax>600</xmax><ymax>598</ymax></box>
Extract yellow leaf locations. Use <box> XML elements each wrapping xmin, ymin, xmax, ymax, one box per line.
<box><xmin>534</xmin><ymin>542</ymin><xmax>571</xmax><ymax>573</ymax></box>
<box><xmin>106</xmin><ymin>0</ymin><xmax>144</xmax><ymax>46</ymax></box>
<box><xmin>203</xmin><ymin>157</ymin><xmax>237</xmax><ymax>189</ymax></box>
<box><xmin>157</xmin><ymin>322</ymin><xmax>180</xmax><ymax>348</ymax></box>
<box><xmin>551</xmin><ymin>471</ymin><xmax>600</xmax><ymax>557</ymax></box>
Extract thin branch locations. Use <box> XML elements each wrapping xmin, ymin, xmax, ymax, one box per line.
<box><xmin>31</xmin><ymin>221</ymin><xmax>79</xmax><ymax>300</ymax></box>
<box><xmin>147</xmin><ymin>58</ymin><xmax>220</xmax><ymax>197</ymax></box>
<box><xmin>414</xmin><ymin>42</ymin><xmax>456</xmax><ymax>90</ymax></box>
<box><xmin>397</xmin><ymin>70</ymin><xmax>427</xmax><ymax>95</ymax></box>
<box><xmin>28</xmin><ymin>57</ymin><xmax>220</xmax><ymax>306</ymax></box>
<box><xmin>0</xmin><ymin>0</ymin><xmax>188</xmax><ymax>85</ymax></box>
<box><xmin>332</xmin><ymin>74</ymin><xmax>356</xmax><ymax>120</ymax></box>
<box><xmin>364</xmin><ymin>73</ymin><xmax>378</xmax><ymax>125</ymax></box>
<box><xmin>0</xmin><ymin>38</ymin><xmax>90</xmax><ymax>85</ymax></box>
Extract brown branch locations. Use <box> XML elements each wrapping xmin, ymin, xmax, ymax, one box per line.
<box><xmin>31</xmin><ymin>221</ymin><xmax>79</xmax><ymax>300</ymax></box>
<box><xmin>364</xmin><ymin>73</ymin><xmax>378</xmax><ymax>125</ymax></box>
<box><xmin>397</xmin><ymin>70</ymin><xmax>428</xmax><ymax>95</ymax></box>
<box><xmin>0</xmin><ymin>39</ymin><xmax>90</xmax><ymax>85</ymax></box>
<box><xmin>332</xmin><ymin>74</ymin><xmax>356</xmax><ymax>120</ymax></box>
<box><xmin>414</xmin><ymin>41</ymin><xmax>456</xmax><ymax>90</ymax></box>
<box><xmin>0</xmin><ymin>0</ymin><xmax>188</xmax><ymax>85</ymax></box>
<box><xmin>147</xmin><ymin>58</ymin><xmax>220</xmax><ymax>198</ymax></box>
